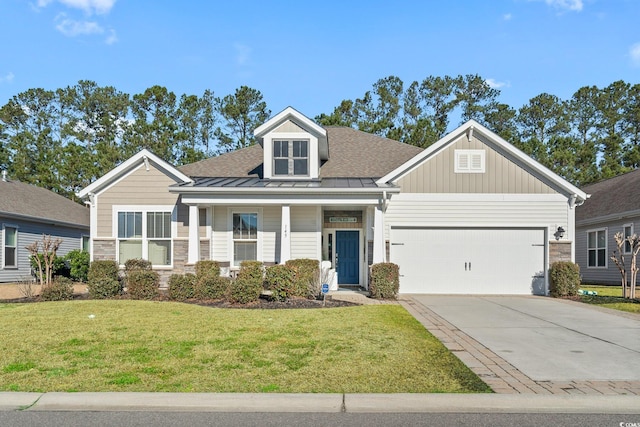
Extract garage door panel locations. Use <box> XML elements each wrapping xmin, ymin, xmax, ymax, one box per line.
<box><xmin>391</xmin><ymin>228</ymin><xmax>545</xmax><ymax>295</ymax></box>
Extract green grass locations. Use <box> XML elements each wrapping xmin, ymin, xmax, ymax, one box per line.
<box><xmin>0</xmin><ymin>300</ymin><xmax>490</xmax><ymax>393</ymax></box>
<box><xmin>579</xmin><ymin>285</ymin><xmax>640</xmax><ymax>314</ymax></box>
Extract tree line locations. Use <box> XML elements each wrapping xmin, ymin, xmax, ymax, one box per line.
<box><xmin>0</xmin><ymin>76</ymin><xmax>638</xmax><ymax>201</ymax></box>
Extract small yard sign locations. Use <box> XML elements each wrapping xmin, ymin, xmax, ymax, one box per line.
<box><xmin>321</xmin><ymin>283</ymin><xmax>329</xmax><ymax>294</ymax></box>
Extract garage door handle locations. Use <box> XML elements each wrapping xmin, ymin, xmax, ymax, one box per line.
<box><xmin>391</xmin><ymin>243</ymin><xmax>404</xmax><ymax>245</ymax></box>
<box><xmin>465</xmin><ymin>262</ymin><xmax>467</xmax><ymax>271</ymax></box>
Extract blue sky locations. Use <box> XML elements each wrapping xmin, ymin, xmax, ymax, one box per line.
<box><xmin>1</xmin><ymin>0</ymin><xmax>639</xmax><ymax>122</ymax></box>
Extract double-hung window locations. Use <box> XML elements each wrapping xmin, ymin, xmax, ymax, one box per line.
<box><xmin>117</xmin><ymin>210</ymin><xmax>172</xmax><ymax>266</ymax></box>
<box><xmin>587</xmin><ymin>229</ymin><xmax>607</xmax><ymax>268</ymax></box>
<box><xmin>3</xmin><ymin>226</ymin><xmax>17</xmax><ymax>268</ymax></box>
<box><xmin>233</xmin><ymin>213</ymin><xmax>257</xmax><ymax>266</ymax></box>
<box><xmin>273</xmin><ymin>140</ymin><xmax>308</xmax><ymax>176</ymax></box>
<box><xmin>623</xmin><ymin>223</ymin><xmax>634</xmax><ymax>254</ymax></box>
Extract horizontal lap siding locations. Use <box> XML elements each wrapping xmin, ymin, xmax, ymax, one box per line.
<box><xmin>291</xmin><ymin>206</ymin><xmax>319</xmax><ymax>260</ymax></box>
<box><xmin>576</xmin><ymin>218</ymin><xmax>639</xmax><ymax>285</ymax></box>
<box><xmin>0</xmin><ymin>217</ymin><xmax>87</xmax><ymax>282</ymax></box>
<box><xmin>384</xmin><ymin>195</ymin><xmax>569</xmax><ymax>241</ymax></box>
<box><xmin>97</xmin><ymin>164</ymin><xmax>181</xmax><ymax>238</ymax></box>
<box><xmin>262</xmin><ymin>206</ymin><xmax>280</xmax><ymax>264</ymax></box>
<box><xmin>211</xmin><ymin>206</ymin><xmax>228</xmax><ymax>262</ymax></box>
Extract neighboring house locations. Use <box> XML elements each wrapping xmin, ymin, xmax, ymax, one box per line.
<box><xmin>0</xmin><ymin>173</ymin><xmax>90</xmax><ymax>283</ymax></box>
<box><xmin>77</xmin><ymin>107</ymin><xmax>586</xmax><ymax>295</ymax></box>
<box><xmin>576</xmin><ymin>169</ymin><xmax>640</xmax><ymax>285</ymax></box>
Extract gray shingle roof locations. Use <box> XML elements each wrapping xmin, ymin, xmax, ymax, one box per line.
<box><xmin>0</xmin><ymin>179</ymin><xmax>89</xmax><ymax>228</ymax></box>
<box><xmin>178</xmin><ymin>127</ymin><xmax>424</xmax><ymax>179</ymax></box>
<box><xmin>576</xmin><ymin>168</ymin><xmax>640</xmax><ymax>222</ymax></box>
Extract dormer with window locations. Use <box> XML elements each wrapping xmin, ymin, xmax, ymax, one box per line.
<box><xmin>255</xmin><ymin>107</ymin><xmax>328</xmax><ymax>180</ymax></box>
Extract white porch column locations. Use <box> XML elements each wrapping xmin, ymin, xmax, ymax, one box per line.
<box><xmin>280</xmin><ymin>205</ymin><xmax>291</xmax><ymax>263</ymax></box>
<box><xmin>188</xmin><ymin>205</ymin><xmax>200</xmax><ymax>264</ymax></box>
<box><xmin>372</xmin><ymin>205</ymin><xmax>385</xmax><ymax>264</ymax></box>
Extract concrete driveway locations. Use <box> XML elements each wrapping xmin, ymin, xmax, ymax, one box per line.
<box><xmin>407</xmin><ymin>295</ymin><xmax>640</xmax><ymax>382</ymax></box>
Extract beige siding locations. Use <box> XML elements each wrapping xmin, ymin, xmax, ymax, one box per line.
<box><xmin>398</xmin><ymin>134</ymin><xmax>557</xmax><ymax>194</ymax></box>
<box><xmin>274</xmin><ymin>120</ymin><xmax>304</xmax><ymax>133</ymax></box>
<box><xmin>291</xmin><ymin>206</ymin><xmax>319</xmax><ymax>259</ymax></box>
<box><xmin>97</xmin><ymin>164</ymin><xmax>181</xmax><ymax>237</ymax></box>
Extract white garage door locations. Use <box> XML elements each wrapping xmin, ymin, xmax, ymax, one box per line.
<box><xmin>390</xmin><ymin>228</ymin><xmax>546</xmax><ymax>295</ymax></box>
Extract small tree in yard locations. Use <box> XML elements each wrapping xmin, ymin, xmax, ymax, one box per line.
<box><xmin>611</xmin><ymin>232</ymin><xmax>640</xmax><ymax>299</ymax></box>
<box><xmin>25</xmin><ymin>235</ymin><xmax>62</xmax><ymax>286</ymax></box>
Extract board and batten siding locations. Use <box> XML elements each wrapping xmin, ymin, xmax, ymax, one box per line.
<box><xmin>384</xmin><ymin>194</ymin><xmax>571</xmax><ymax>241</ymax></box>
<box><xmin>576</xmin><ymin>218</ymin><xmax>639</xmax><ymax>285</ymax></box>
<box><xmin>96</xmin><ymin>163</ymin><xmax>183</xmax><ymax>238</ymax></box>
<box><xmin>291</xmin><ymin>206</ymin><xmax>320</xmax><ymax>260</ymax></box>
<box><xmin>398</xmin><ymin>133</ymin><xmax>557</xmax><ymax>194</ymax></box>
<box><xmin>274</xmin><ymin>120</ymin><xmax>304</xmax><ymax>133</ymax></box>
<box><xmin>0</xmin><ymin>216</ymin><xmax>88</xmax><ymax>283</ymax></box>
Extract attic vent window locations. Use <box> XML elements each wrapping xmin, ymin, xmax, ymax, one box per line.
<box><xmin>455</xmin><ymin>150</ymin><xmax>485</xmax><ymax>173</ymax></box>
<box><xmin>273</xmin><ymin>140</ymin><xmax>308</xmax><ymax>176</ymax></box>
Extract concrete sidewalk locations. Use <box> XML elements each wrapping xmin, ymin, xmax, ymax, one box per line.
<box><xmin>1</xmin><ymin>392</ymin><xmax>640</xmax><ymax>414</ymax></box>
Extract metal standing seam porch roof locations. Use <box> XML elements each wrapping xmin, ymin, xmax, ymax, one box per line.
<box><xmin>172</xmin><ymin>176</ymin><xmax>393</xmax><ymax>192</ymax></box>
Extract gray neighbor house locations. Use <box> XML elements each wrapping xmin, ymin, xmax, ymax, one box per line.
<box><xmin>0</xmin><ymin>173</ymin><xmax>90</xmax><ymax>283</ymax></box>
<box><xmin>576</xmin><ymin>168</ymin><xmax>640</xmax><ymax>285</ymax></box>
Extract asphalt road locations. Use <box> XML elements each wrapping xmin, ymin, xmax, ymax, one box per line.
<box><xmin>1</xmin><ymin>411</ymin><xmax>639</xmax><ymax>427</ymax></box>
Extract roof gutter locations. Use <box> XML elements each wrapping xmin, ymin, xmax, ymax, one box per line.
<box><xmin>168</xmin><ymin>185</ymin><xmax>401</xmax><ymax>195</ymax></box>
<box><xmin>0</xmin><ymin>210</ymin><xmax>90</xmax><ymax>230</ymax></box>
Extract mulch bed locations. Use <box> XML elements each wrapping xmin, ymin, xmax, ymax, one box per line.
<box><xmin>0</xmin><ymin>292</ymin><xmax>357</xmax><ymax>309</ymax></box>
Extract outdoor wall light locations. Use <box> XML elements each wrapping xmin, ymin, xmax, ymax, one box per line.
<box><xmin>554</xmin><ymin>226</ymin><xmax>566</xmax><ymax>240</ymax></box>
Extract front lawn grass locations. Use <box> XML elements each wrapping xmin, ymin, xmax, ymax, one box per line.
<box><xmin>579</xmin><ymin>285</ymin><xmax>640</xmax><ymax>314</ymax></box>
<box><xmin>0</xmin><ymin>301</ymin><xmax>490</xmax><ymax>393</ymax></box>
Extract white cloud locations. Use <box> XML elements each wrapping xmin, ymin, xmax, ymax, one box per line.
<box><xmin>37</xmin><ymin>0</ymin><xmax>116</xmax><ymax>15</ymax></box>
<box><xmin>0</xmin><ymin>72</ymin><xmax>14</xmax><ymax>83</ymax></box>
<box><xmin>542</xmin><ymin>0</ymin><xmax>583</xmax><ymax>12</ymax></box>
<box><xmin>503</xmin><ymin>13</ymin><xmax>512</xmax><ymax>21</ymax></box>
<box><xmin>105</xmin><ymin>28</ymin><xmax>118</xmax><ymax>45</ymax></box>
<box><xmin>55</xmin><ymin>13</ymin><xmax>104</xmax><ymax>36</ymax></box>
<box><xmin>630</xmin><ymin>43</ymin><xmax>640</xmax><ymax>67</ymax></box>
<box><xmin>485</xmin><ymin>78</ymin><xmax>510</xmax><ymax>89</ymax></box>
<box><xmin>234</xmin><ymin>43</ymin><xmax>251</xmax><ymax>66</ymax></box>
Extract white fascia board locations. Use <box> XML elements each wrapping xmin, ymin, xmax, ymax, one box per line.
<box><xmin>392</xmin><ymin>193</ymin><xmax>568</xmax><ymax>202</ymax></box>
<box><xmin>254</xmin><ymin>106</ymin><xmax>326</xmax><ymax>138</ymax></box>
<box><xmin>377</xmin><ymin>119</ymin><xmax>587</xmax><ymax>202</ymax></box>
<box><xmin>181</xmin><ymin>194</ymin><xmax>383</xmax><ymax>206</ymax></box>
<box><xmin>77</xmin><ymin>149</ymin><xmax>192</xmax><ymax>199</ymax></box>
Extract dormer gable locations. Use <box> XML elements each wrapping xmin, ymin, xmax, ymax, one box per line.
<box><xmin>254</xmin><ymin>107</ymin><xmax>327</xmax><ymax>180</ymax></box>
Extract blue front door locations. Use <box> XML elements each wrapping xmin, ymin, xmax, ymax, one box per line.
<box><xmin>336</xmin><ymin>230</ymin><xmax>359</xmax><ymax>284</ymax></box>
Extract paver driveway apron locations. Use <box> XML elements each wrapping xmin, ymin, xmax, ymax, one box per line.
<box><xmin>410</xmin><ymin>295</ymin><xmax>640</xmax><ymax>382</ymax></box>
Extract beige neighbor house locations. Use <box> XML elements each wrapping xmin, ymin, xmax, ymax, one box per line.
<box><xmin>77</xmin><ymin>107</ymin><xmax>586</xmax><ymax>295</ymax></box>
<box><xmin>576</xmin><ymin>169</ymin><xmax>640</xmax><ymax>285</ymax></box>
<box><xmin>1</xmin><ymin>173</ymin><xmax>90</xmax><ymax>283</ymax></box>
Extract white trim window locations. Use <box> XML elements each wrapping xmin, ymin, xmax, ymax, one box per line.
<box><xmin>587</xmin><ymin>228</ymin><xmax>607</xmax><ymax>268</ymax></box>
<box><xmin>455</xmin><ymin>149</ymin><xmax>486</xmax><ymax>173</ymax></box>
<box><xmin>273</xmin><ymin>140</ymin><xmax>309</xmax><ymax>176</ymax></box>
<box><xmin>117</xmin><ymin>210</ymin><xmax>172</xmax><ymax>266</ymax></box>
<box><xmin>3</xmin><ymin>225</ymin><xmax>18</xmax><ymax>268</ymax></box>
<box><xmin>623</xmin><ymin>223</ymin><xmax>634</xmax><ymax>254</ymax></box>
<box><xmin>82</xmin><ymin>235</ymin><xmax>90</xmax><ymax>253</ymax></box>
<box><xmin>232</xmin><ymin>212</ymin><xmax>258</xmax><ymax>266</ymax></box>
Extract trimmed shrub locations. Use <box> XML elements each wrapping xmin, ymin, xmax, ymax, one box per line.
<box><xmin>87</xmin><ymin>260</ymin><xmax>122</xmax><ymax>299</ymax></box>
<box><xmin>127</xmin><ymin>270</ymin><xmax>159</xmax><ymax>300</ymax></box>
<box><xmin>124</xmin><ymin>258</ymin><xmax>152</xmax><ymax>272</ymax></box>
<box><xmin>228</xmin><ymin>261</ymin><xmax>264</xmax><ymax>304</ymax></box>
<box><xmin>264</xmin><ymin>264</ymin><xmax>295</xmax><ymax>301</ymax></box>
<box><xmin>30</xmin><ymin>254</ymin><xmax>66</xmax><ymax>278</ymax></box>
<box><xmin>88</xmin><ymin>260</ymin><xmax>119</xmax><ymax>282</ymax></box>
<box><xmin>88</xmin><ymin>277</ymin><xmax>122</xmax><ymax>299</ymax></box>
<box><xmin>369</xmin><ymin>263</ymin><xmax>400</xmax><ymax>299</ymax></box>
<box><xmin>40</xmin><ymin>277</ymin><xmax>74</xmax><ymax>301</ymax></box>
<box><xmin>549</xmin><ymin>261</ymin><xmax>580</xmax><ymax>297</ymax></box>
<box><xmin>168</xmin><ymin>273</ymin><xmax>196</xmax><ymax>301</ymax></box>
<box><xmin>196</xmin><ymin>275</ymin><xmax>231</xmax><ymax>300</ymax></box>
<box><xmin>65</xmin><ymin>250</ymin><xmax>90</xmax><ymax>282</ymax></box>
<box><xmin>285</xmin><ymin>259</ymin><xmax>320</xmax><ymax>298</ymax></box>
<box><xmin>195</xmin><ymin>260</ymin><xmax>220</xmax><ymax>278</ymax></box>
